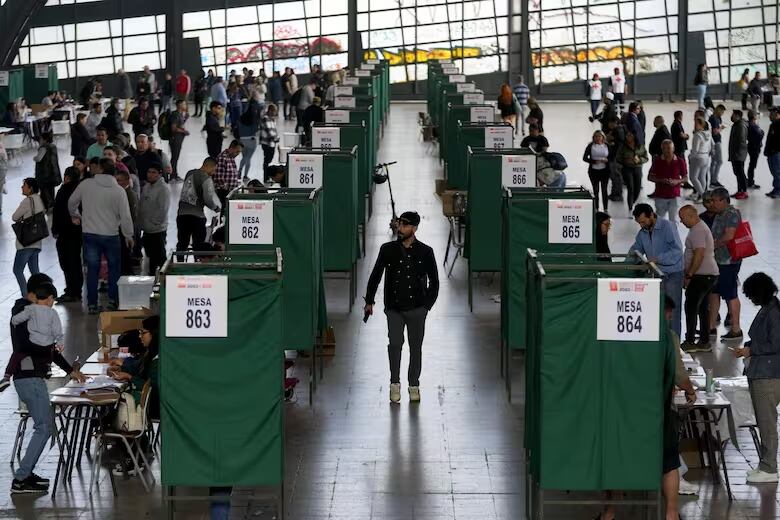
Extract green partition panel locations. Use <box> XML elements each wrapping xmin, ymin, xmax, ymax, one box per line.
<box><xmin>0</xmin><ymin>69</ymin><xmax>24</xmax><ymax>109</ymax></box>
<box><xmin>442</xmin><ymin>100</ymin><xmax>491</xmax><ymax>164</ymax></box>
<box><xmin>467</xmin><ymin>147</ymin><xmax>536</xmax><ymax>273</ymax></box>
<box><xmin>160</xmin><ymin>263</ymin><xmax>283</xmax><ymax>486</ymax></box>
<box><xmin>22</xmin><ymin>65</ymin><xmax>58</xmax><ymax>104</ymax></box>
<box><xmin>501</xmin><ymin>188</ymin><xmax>596</xmax><ymax>350</ymax></box>
<box><xmin>449</xmin><ymin>122</ymin><xmax>513</xmax><ymax>189</ymax></box>
<box><xmin>225</xmin><ymin>189</ymin><xmax>326</xmax><ymax>351</ymax></box>
<box><xmin>289</xmin><ymin>148</ymin><xmax>358</xmax><ymax>272</ymax></box>
<box><xmin>324</xmin><ymin>107</ymin><xmax>376</xmax><ymax>194</ymax></box>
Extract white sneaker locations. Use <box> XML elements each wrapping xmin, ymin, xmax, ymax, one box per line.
<box><xmin>409</xmin><ymin>386</ymin><xmax>420</xmax><ymax>402</ymax></box>
<box><xmin>747</xmin><ymin>467</ymin><xmax>760</xmax><ymax>477</ymax></box>
<box><xmin>746</xmin><ymin>470</ymin><xmax>779</xmax><ymax>483</ymax></box>
<box><xmin>389</xmin><ymin>383</ymin><xmax>401</xmax><ymax>403</ymax></box>
<box><xmin>678</xmin><ymin>477</ymin><xmax>698</xmax><ymax>495</ymax></box>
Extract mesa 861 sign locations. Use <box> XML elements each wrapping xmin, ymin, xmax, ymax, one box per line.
<box><xmin>547</xmin><ymin>199</ymin><xmax>593</xmax><ymax>244</ymax></box>
<box><xmin>596</xmin><ymin>278</ymin><xmax>661</xmax><ymax>342</ymax></box>
<box><xmin>228</xmin><ymin>199</ymin><xmax>273</xmax><ymax>245</ymax></box>
<box><xmin>288</xmin><ymin>154</ymin><xmax>324</xmax><ymax>188</ymax></box>
<box><xmin>165</xmin><ymin>275</ymin><xmax>228</xmax><ymax>338</ymax></box>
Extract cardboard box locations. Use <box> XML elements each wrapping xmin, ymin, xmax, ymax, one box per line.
<box><xmin>319</xmin><ymin>327</ymin><xmax>336</xmax><ymax>357</ymax></box>
<box><xmin>442</xmin><ymin>190</ymin><xmax>468</xmax><ymax>217</ymax></box>
<box><xmin>435</xmin><ymin>179</ymin><xmax>447</xmax><ymax>196</ymax></box>
<box><xmin>98</xmin><ymin>309</ymin><xmax>152</xmax><ymax>350</ymax></box>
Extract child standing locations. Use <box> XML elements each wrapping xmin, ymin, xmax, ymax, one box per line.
<box><xmin>0</xmin><ymin>283</ymin><xmax>63</xmax><ymax>391</ymax></box>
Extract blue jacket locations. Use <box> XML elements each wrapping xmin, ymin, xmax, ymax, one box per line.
<box><xmin>628</xmin><ymin>218</ymin><xmax>683</xmax><ymax>274</ymax></box>
<box><xmin>627</xmin><ymin>112</ymin><xmax>645</xmax><ymax>145</ymax></box>
<box><xmin>746</xmin><ymin>298</ymin><xmax>780</xmax><ymax>380</ymax></box>
<box><xmin>268</xmin><ymin>77</ymin><xmax>283</xmax><ymax>102</ymax></box>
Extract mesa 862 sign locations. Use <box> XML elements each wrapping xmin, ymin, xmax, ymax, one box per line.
<box><xmin>596</xmin><ymin>278</ymin><xmax>661</xmax><ymax>342</ymax></box>
<box><xmin>288</xmin><ymin>154</ymin><xmax>324</xmax><ymax>189</ymax></box>
<box><xmin>228</xmin><ymin>199</ymin><xmax>273</xmax><ymax>245</ymax></box>
<box><xmin>165</xmin><ymin>275</ymin><xmax>228</xmax><ymax>338</ymax></box>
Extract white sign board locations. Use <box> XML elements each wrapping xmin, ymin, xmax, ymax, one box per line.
<box><xmin>470</xmin><ymin>106</ymin><xmax>493</xmax><ymax>122</ymax></box>
<box><xmin>367</xmin><ymin>59</ymin><xmax>380</xmax><ymax>64</ymax></box>
<box><xmin>361</xmin><ymin>63</ymin><xmax>376</xmax><ymax>70</ymax></box>
<box><xmin>463</xmin><ymin>92</ymin><xmax>485</xmax><ymax>105</ymax></box>
<box><xmin>335</xmin><ymin>96</ymin><xmax>356</xmax><ymax>109</ymax></box>
<box><xmin>0</xmin><ymin>71</ymin><xmax>8</xmax><ymax>87</ymax></box>
<box><xmin>547</xmin><ymin>199</ymin><xmax>594</xmax><ymax>244</ymax></box>
<box><xmin>484</xmin><ymin>125</ymin><xmax>513</xmax><ymax>150</ymax></box>
<box><xmin>165</xmin><ymin>275</ymin><xmax>228</xmax><ymax>338</ymax></box>
<box><xmin>355</xmin><ymin>70</ymin><xmax>371</xmax><ymax>77</ymax></box>
<box><xmin>501</xmin><ymin>155</ymin><xmax>536</xmax><ymax>188</ymax></box>
<box><xmin>442</xmin><ymin>67</ymin><xmax>459</xmax><ymax>74</ymax></box>
<box><xmin>597</xmin><ymin>278</ymin><xmax>662</xmax><ymax>342</ymax></box>
<box><xmin>325</xmin><ymin>109</ymin><xmax>350</xmax><ymax>123</ymax></box>
<box><xmin>35</xmin><ymin>64</ymin><xmax>48</xmax><ymax>79</ymax></box>
<box><xmin>228</xmin><ymin>200</ymin><xmax>274</xmax><ymax>245</ymax></box>
<box><xmin>343</xmin><ymin>76</ymin><xmax>359</xmax><ymax>86</ymax></box>
<box><xmin>456</xmin><ymin>82</ymin><xmax>476</xmax><ymax>93</ymax></box>
<box><xmin>288</xmin><ymin>154</ymin><xmax>324</xmax><ymax>189</ymax></box>
<box><xmin>439</xmin><ymin>59</ymin><xmax>452</xmax><ymax>64</ymax></box>
<box><xmin>448</xmin><ymin>74</ymin><xmax>466</xmax><ymax>83</ymax></box>
<box><xmin>313</xmin><ymin>127</ymin><xmax>341</xmax><ymax>150</ymax></box>
<box><xmin>334</xmin><ymin>86</ymin><xmax>353</xmax><ymax>96</ymax></box>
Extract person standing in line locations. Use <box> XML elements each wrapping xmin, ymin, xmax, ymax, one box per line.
<box><xmin>512</xmin><ymin>75</ymin><xmax>530</xmax><ymax>136</ymax></box>
<box><xmin>618</xmin><ymin>130</ymin><xmax>648</xmax><ymax>213</ymax></box>
<box><xmin>587</xmin><ymin>73</ymin><xmax>603</xmax><ymax>119</ymax></box>
<box><xmin>210</xmin><ymin>77</ymin><xmax>228</xmax><ymax>109</ymax></box>
<box><xmin>296</xmin><ymin>78</ymin><xmax>316</xmax><ymax>135</ymax></box>
<box><xmin>51</xmin><ymin>169</ymin><xmax>83</xmax><ymax>303</ymax></box>
<box><xmin>625</xmin><ymin>102</ymin><xmax>645</xmax><ymax>145</ymax></box>
<box><xmin>496</xmin><ymin>84</ymin><xmax>518</xmax><ymax>131</ymax></box>
<box><xmin>68</xmin><ymin>161</ymin><xmax>134</xmax><ymax>314</ymax></box>
<box><xmin>71</xmin><ymin>113</ymin><xmax>94</xmax><ymax>158</ymax></box>
<box><xmin>238</xmin><ymin>92</ymin><xmax>262</xmax><ymax>180</ymax></box>
<box><xmin>708</xmin><ymin>104</ymin><xmax>726</xmax><ymax>188</ymax></box>
<box><xmin>86</xmin><ymin>127</ymin><xmax>112</xmax><ymax>161</ymax></box>
<box><xmin>648</xmin><ymin>140</ymin><xmax>687</xmax><ymax>222</ymax></box>
<box><xmin>176</xmin><ymin>157</ymin><xmax>221</xmax><ymax>260</ymax></box>
<box><xmin>678</xmin><ymin>205</ymin><xmax>719</xmax><ymax>353</ymax></box>
<box><xmin>746</xmin><ymin>110</ymin><xmax>764</xmax><ymax>190</ymax></box>
<box><xmin>116</xmin><ymin>68</ymin><xmax>133</xmax><ymax>120</ymax></box>
<box><xmin>115</xmin><ymin>170</ymin><xmax>139</xmax><ymax>276</ymax></box>
<box><xmin>364</xmin><ymin>212</ymin><xmax>439</xmax><ymax>404</ymax></box>
<box><xmin>609</xmin><ymin>67</ymin><xmax>626</xmax><ymax>114</ymax></box>
<box><xmin>139</xmin><ymin>165</ymin><xmax>170</xmax><ymax>275</ymax></box>
<box><xmin>286</xmin><ymin>68</ymin><xmax>299</xmax><ymax>121</ymax></box>
<box><xmin>193</xmin><ymin>72</ymin><xmax>208</xmax><ymax>118</ymax></box>
<box><xmin>127</xmin><ymin>97</ymin><xmax>157</xmax><ymax>139</ymax></box>
<box><xmin>525</xmin><ymin>98</ymin><xmax>544</xmax><ymax>133</ymax></box>
<box><xmin>707</xmin><ymin>187</ymin><xmax>744</xmax><ymax>340</ymax></box>
<box><xmin>582</xmin><ymin>130</ymin><xmax>611</xmax><ymax>210</ymax></box>
<box><xmin>728</xmin><ymin>109</ymin><xmax>749</xmax><ymax>199</ymax></box>
<box><xmin>85</xmin><ymin>103</ymin><xmax>103</xmax><ymax>139</ymax></box>
<box><xmin>649</xmin><ymin>115</ymin><xmax>671</xmax><ymax>158</ymax></box>
<box><xmin>212</xmin><ymin>140</ymin><xmax>244</xmax><ymax>208</ymax></box>
<box><xmin>629</xmin><ymin>203</ymin><xmax>684</xmax><ymax>336</ymax></box>
<box><xmin>687</xmin><ymin>117</ymin><xmax>713</xmax><ymax>202</ymax></box>
<box><xmin>268</xmin><ymin>71</ymin><xmax>284</xmax><ymax>112</ymax></box>
<box><xmin>739</xmin><ymin>69</ymin><xmax>751</xmax><ymax>110</ymax></box>
<box><xmin>175</xmin><ymin>69</ymin><xmax>191</xmax><ymax>102</ymax></box>
<box><xmin>747</xmin><ymin>72</ymin><xmax>765</xmax><ymax>116</ymax></box>
<box><xmin>11</xmin><ymin>179</ymin><xmax>46</xmax><ymax>297</ymax></box>
<box><xmin>169</xmin><ymin>99</ymin><xmax>190</xmax><ymax>181</ymax></box>
<box><xmin>694</xmin><ymin>64</ymin><xmax>709</xmax><ymax>109</ymax></box>
<box><xmin>670</xmin><ymin>111</ymin><xmax>689</xmax><ymax>160</ymax></box>
<box><xmin>766</xmin><ymin>107</ymin><xmax>780</xmax><ymax>199</ymax></box>
<box><xmin>160</xmin><ymin>72</ymin><xmax>173</xmax><ymax>113</ymax></box>
<box><xmin>259</xmin><ymin>104</ymin><xmax>280</xmax><ymax>179</ymax></box>
<box><xmin>33</xmin><ymin>132</ymin><xmax>61</xmax><ymax>210</ymax></box>
<box><xmin>734</xmin><ymin>272</ymin><xmax>780</xmax><ymax>483</ymax></box>
<box><xmin>204</xmin><ymin>101</ymin><xmax>224</xmax><ymax>159</ymax></box>
<box><xmin>604</xmin><ymin>117</ymin><xmax>625</xmax><ymax>202</ymax></box>
<box><xmin>592</xmin><ymin>92</ymin><xmax>617</xmax><ymax>128</ymax></box>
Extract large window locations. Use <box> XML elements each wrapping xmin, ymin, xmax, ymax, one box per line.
<box><xmin>688</xmin><ymin>0</ymin><xmax>777</xmax><ymax>84</ymax></box>
<box><xmin>529</xmin><ymin>0</ymin><xmax>679</xmax><ymax>85</ymax></box>
<box><xmin>357</xmin><ymin>0</ymin><xmax>510</xmax><ymax>84</ymax></box>
<box><xmin>13</xmin><ymin>15</ymin><xmax>166</xmax><ymax>79</ymax></box>
<box><xmin>183</xmin><ymin>1</ymin><xmax>349</xmax><ymax>77</ymax></box>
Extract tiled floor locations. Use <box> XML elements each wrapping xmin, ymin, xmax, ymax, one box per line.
<box><xmin>0</xmin><ymin>99</ymin><xmax>778</xmax><ymax>519</ymax></box>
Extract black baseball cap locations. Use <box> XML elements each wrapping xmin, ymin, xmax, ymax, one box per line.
<box><xmin>398</xmin><ymin>211</ymin><xmax>420</xmax><ymax>226</ymax></box>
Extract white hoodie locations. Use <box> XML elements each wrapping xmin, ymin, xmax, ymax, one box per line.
<box><xmin>690</xmin><ymin>129</ymin><xmax>713</xmax><ymax>156</ymax></box>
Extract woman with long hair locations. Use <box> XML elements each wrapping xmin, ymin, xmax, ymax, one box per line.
<box><xmin>618</xmin><ymin>130</ymin><xmax>649</xmax><ymax>213</ymax></box>
<box><xmin>583</xmin><ymin>130</ymin><xmax>611</xmax><ymax>210</ymax></box>
<box><xmin>11</xmin><ymin>178</ymin><xmax>46</xmax><ymax>296</ymax></box>
<box><xmin>496</xmin><ymin>83</ymin><xmax>518</xmax><ymax>132</ymax></box>
<box><xmin>694</xmin><ymin>64</ymin><xmax>709</xmax><ymax>109</ymax></box>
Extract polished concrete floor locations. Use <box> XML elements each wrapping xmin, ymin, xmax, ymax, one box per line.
<box><xmin>0</xmin><ymin>100</ymin><xmax>778</xmax><ymax>519</ymax></box>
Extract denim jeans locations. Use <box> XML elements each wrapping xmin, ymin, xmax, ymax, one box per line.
<box><xmin>664</xmin><ymin>270</ymin><xmax>684</xmax><ymax>337</ymax></box>
<box><xmin>83</xmin><ymin>233</ymin><xmax>121</xmax><ymax>307</ymax></box>
<box><xmin>13</xmin><ymin>248</ymin><xmax>40</xmax><ymax>297</ymax></box>
<box><xmin>696</xmin><ymin>84</ymin><xmax>707</xmax><ymax>108</ymax></box>
<box><xmin>14</xmin><ymin>378</ymin><xmax>54</xmax><ymax>481</ymax></box>
<box><xmin>548</xmin><ymin>172</ymin><xmax>567</xmax><ymax>188</ymax></box>
<box><xmin>209</xmin><ymin>486</ymin><xmax>232</xmax><ymax>520</ymax></box>
<box><xmin>239</xmin><ymin>137</ymin><xmax>258</xmax><ymax>178</ymax></box>
<box><xmin>709</xmin><ymin>142</ymin><xmax>722</xmax><ymax>186</ymax></box>
<box><xmin>768</xmin><ymin>152</ymin><xmax>780</xmax><ymax>195</ymax></box>
<box><xmin>654</xmin><ymin>197</ymin><xmax>679</xmax><ymax>223</ymax></box>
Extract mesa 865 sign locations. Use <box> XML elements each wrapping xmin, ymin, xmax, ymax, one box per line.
<box><xmin>547</xmin><ymin>199</ymin><xmax>593</xmax><ymax>244</ymax></box>
<box><xmin>288</xmin><ymin>154</ymin><xmax>324</xmax><ymax>189</ymax></box>
<box><xmin>165</xmin><ymin>275</ymin><xmax>228</xmax><ymax>338</ymax></box>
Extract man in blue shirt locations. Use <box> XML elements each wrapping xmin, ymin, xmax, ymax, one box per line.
<box><xmin>512</xmin><ymin>75</ymin><xmax>530</xmax><ymax>136</ymax></box>
<box><xmin>629</xmin><ymin>203</ymin><xmax>684</xmax><ymax>335</ymax></box>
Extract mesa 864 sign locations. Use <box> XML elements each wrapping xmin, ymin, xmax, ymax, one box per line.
<box><xmin>165</xmin><ymin>275</ymin><xmax>228</xmax><ymax>338</ymax></box>
<box><xmin>288</xmin><ymin>154</ymin><xmax>324</xmax><ymax>189</ymax></box>
<box><xmin>596</xmin><ymin>278</ymin><xmax>661</xmax><ymax>342</ymax></box>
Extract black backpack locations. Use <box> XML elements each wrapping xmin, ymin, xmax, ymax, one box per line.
<box><xmin>157</xmin><ymin>110</ymin><xmax>172</xmax><ymax>141</ymax></box>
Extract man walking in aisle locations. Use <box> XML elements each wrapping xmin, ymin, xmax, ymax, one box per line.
<box><xmin>364</xmin><ymin>212</ymin><xmax>439</xmax><ymax>404</ymax></box>
<box><xmin>512</xmin><ymin>75</ymin><xmax>530</xmax><ymax>136</ymax></box>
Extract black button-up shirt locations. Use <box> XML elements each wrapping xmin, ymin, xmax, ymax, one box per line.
<box><xmin>365</xmin><ymin>239</ymin><xmax>439</xmax><ymax>311</ymax></box>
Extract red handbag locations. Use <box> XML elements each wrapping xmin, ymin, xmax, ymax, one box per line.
<box><xmin>727</xmin><ymin>220</ymin><xmax>758</xmax><ymax>261</ymax></box>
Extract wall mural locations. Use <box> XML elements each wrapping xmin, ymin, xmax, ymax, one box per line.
<box><xmin>224</xmin><ymin>37</ymin><xmax>343</xmax><ymax>64</ymax></box>
<box><xmin>363</xmin><ymin>47</ymin><xmax>482</xmax><ymax>65</ymax></box>
<box><xmin>531</xmin><ymin>45</ymin><xmax>635</xmax><ymax>67</ymax></box>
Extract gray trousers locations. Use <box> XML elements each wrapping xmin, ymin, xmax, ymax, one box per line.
<box><xmin>709</xmin><ymin>142</ymin><xmax>722</xmax><ymax>186</ymax></box>
<box><xmin>386</xmin><ymin>307</ymin><xmax>428</xmax><ymax>386</ymax></box>
<box><xmin>749</xmin><ymin>378</ymin><xmax>780</xmax><ymax>473</ymax></box>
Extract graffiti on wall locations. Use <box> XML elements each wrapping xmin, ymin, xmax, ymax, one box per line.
<box><xmin>531</xmin><ymin>45</ymin><xmax>635</xmax><ymax>68</ymax></box>
<box><xmin>363</xmin><ymin>47</ymin><xmax>482</xmax><ymax>65</ymax></box>
<box><xmin>224</xmin><ymin>37</ymin><xmax>344</xmax><ymax>64</ymax></box>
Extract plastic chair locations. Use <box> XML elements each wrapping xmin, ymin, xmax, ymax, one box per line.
<box><xmin>4</xmin><ymin>133</ymin><xmax>24</xmax><ymax>167</ymax></box>
<box><xmin>51</xmin><ymin>120</ymin><xmax>70</xmax><ymax>146</ymax></box>
<box><xmin>89</xmin><ymin>382</ymin><xmax>155</xmax><ymax>495</ymax></box>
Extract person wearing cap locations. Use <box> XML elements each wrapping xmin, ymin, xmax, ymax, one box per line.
<box><xmin>364</xmin><ymin>211</ymin><xmax>439</xmax><ymax>404</ymax></box>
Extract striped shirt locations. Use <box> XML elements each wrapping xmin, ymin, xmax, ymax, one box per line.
<box><xmin>259</xmin><ymin>117</ymin><xmax>279</xmax><ymax>147</ymax></box>
<box><xmin>512</xmin><ymin>83</ymin><xmax>530</xmax><ymax>106</ymax></box>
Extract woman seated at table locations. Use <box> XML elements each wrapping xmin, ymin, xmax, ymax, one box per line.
<box><xmin>734</xmin><ymin>272</ymin><xmax>780</xmax><ymax>484</ymax></box>
<box><xmin>106</xmin><ymin>329</ymin><xmax>146</xmax><ymax>376</ymax></box>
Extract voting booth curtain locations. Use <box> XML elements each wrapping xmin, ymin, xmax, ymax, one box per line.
<box><xmin>449</xmin><ymin>122</ymin><xmax>513</xmax><ymax>190</ymax></box>
<box><xmin>501</xmin><ymin>188</ymin><xmax>596</xmax><ymax>350</ymax></box>
<box><xmin>443</xmin><ymin>103</ymin><xmax>491</xmax><ymax>166</ymax></box>
<box><xmin>524</xmin><ymin>256</ymin><xmax>669</xmax><ymax>491</ymax></box>
<box><xmin>160</xmin><ymin>265</ymin><xmax>283</xmax><ymax>487</ymax></box>
<box><xmin>225</xmin><ymin>190</ymin><xmax>327</xmax><ymax>351</ymax></box>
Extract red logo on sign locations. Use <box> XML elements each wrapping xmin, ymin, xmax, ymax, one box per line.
<box><xmin>634</xmin><ymin>283</ymin><xmax>645</xmax><ymax>292</ymax></box>
<box><xmin>609</xmin><ymin>281</ymin><xmax>618</xmax><ymax>292</ymax></box>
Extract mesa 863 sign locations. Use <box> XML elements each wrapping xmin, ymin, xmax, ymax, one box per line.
<box><xmin>165</xmin><ymin>275</ymin><xmax>228</xmax><ymax>338</ymax></box>
<box><xmin>288</xmin><ymin>154</ymin><xmax>324</xmax><ymax>189</ymax></box>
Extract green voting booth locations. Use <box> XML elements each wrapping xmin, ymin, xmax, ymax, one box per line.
<box><xmin>288</xmin><ymin>147</ymin><xmax>359</xmax><ymax>309</ymax></box>
<box><xmin>441</xmin><ymin>100</ymin><xmax>492</xmax><ymax>167</ymax></box>
<box><xmin>465</xmin><ymin>147</ymin><xmax>537</xmax><ymax>309</ymax></box>
<box><xmin>449</xmin><ymin>122</ymin><xmax>514</xmax><ymax>189</ymax></box>
<box><xmin>524</xmin><ymin>251</ymin><xmax>668</xmax><ymax>518</ymax></box>
<box><xmin>159</xmin><ymin>251</ymin><xmax>284</xmax><ymax>515</ymax></box>
<box><xmin>0</xmin><ymin>69</ymin><xmax>24</xmax><ymax>109</ymax></box>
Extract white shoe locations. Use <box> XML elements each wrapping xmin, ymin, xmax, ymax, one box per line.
<box><xmin>746</xmin><ymin>470</ymin><xmax>779</xmax><ymax>483</ymax></box>
<box><xmin>409</xmin><ymin>386</ymin><xmax>420</xmax><ymax>402</ymax></box>
<box><xmin>389</xmin><ymin>383</ymin><xmax>401</xmax><ymax>403</ymax></box>
<box><xmin>678</xmin><ymin>477</ymin><xmax>698</xmax><ymax>495</ymax></box>
<box><xmin>747</xmin><ymin>467</ymin><xmax>760</xmax><ymax>476</ymax></box>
